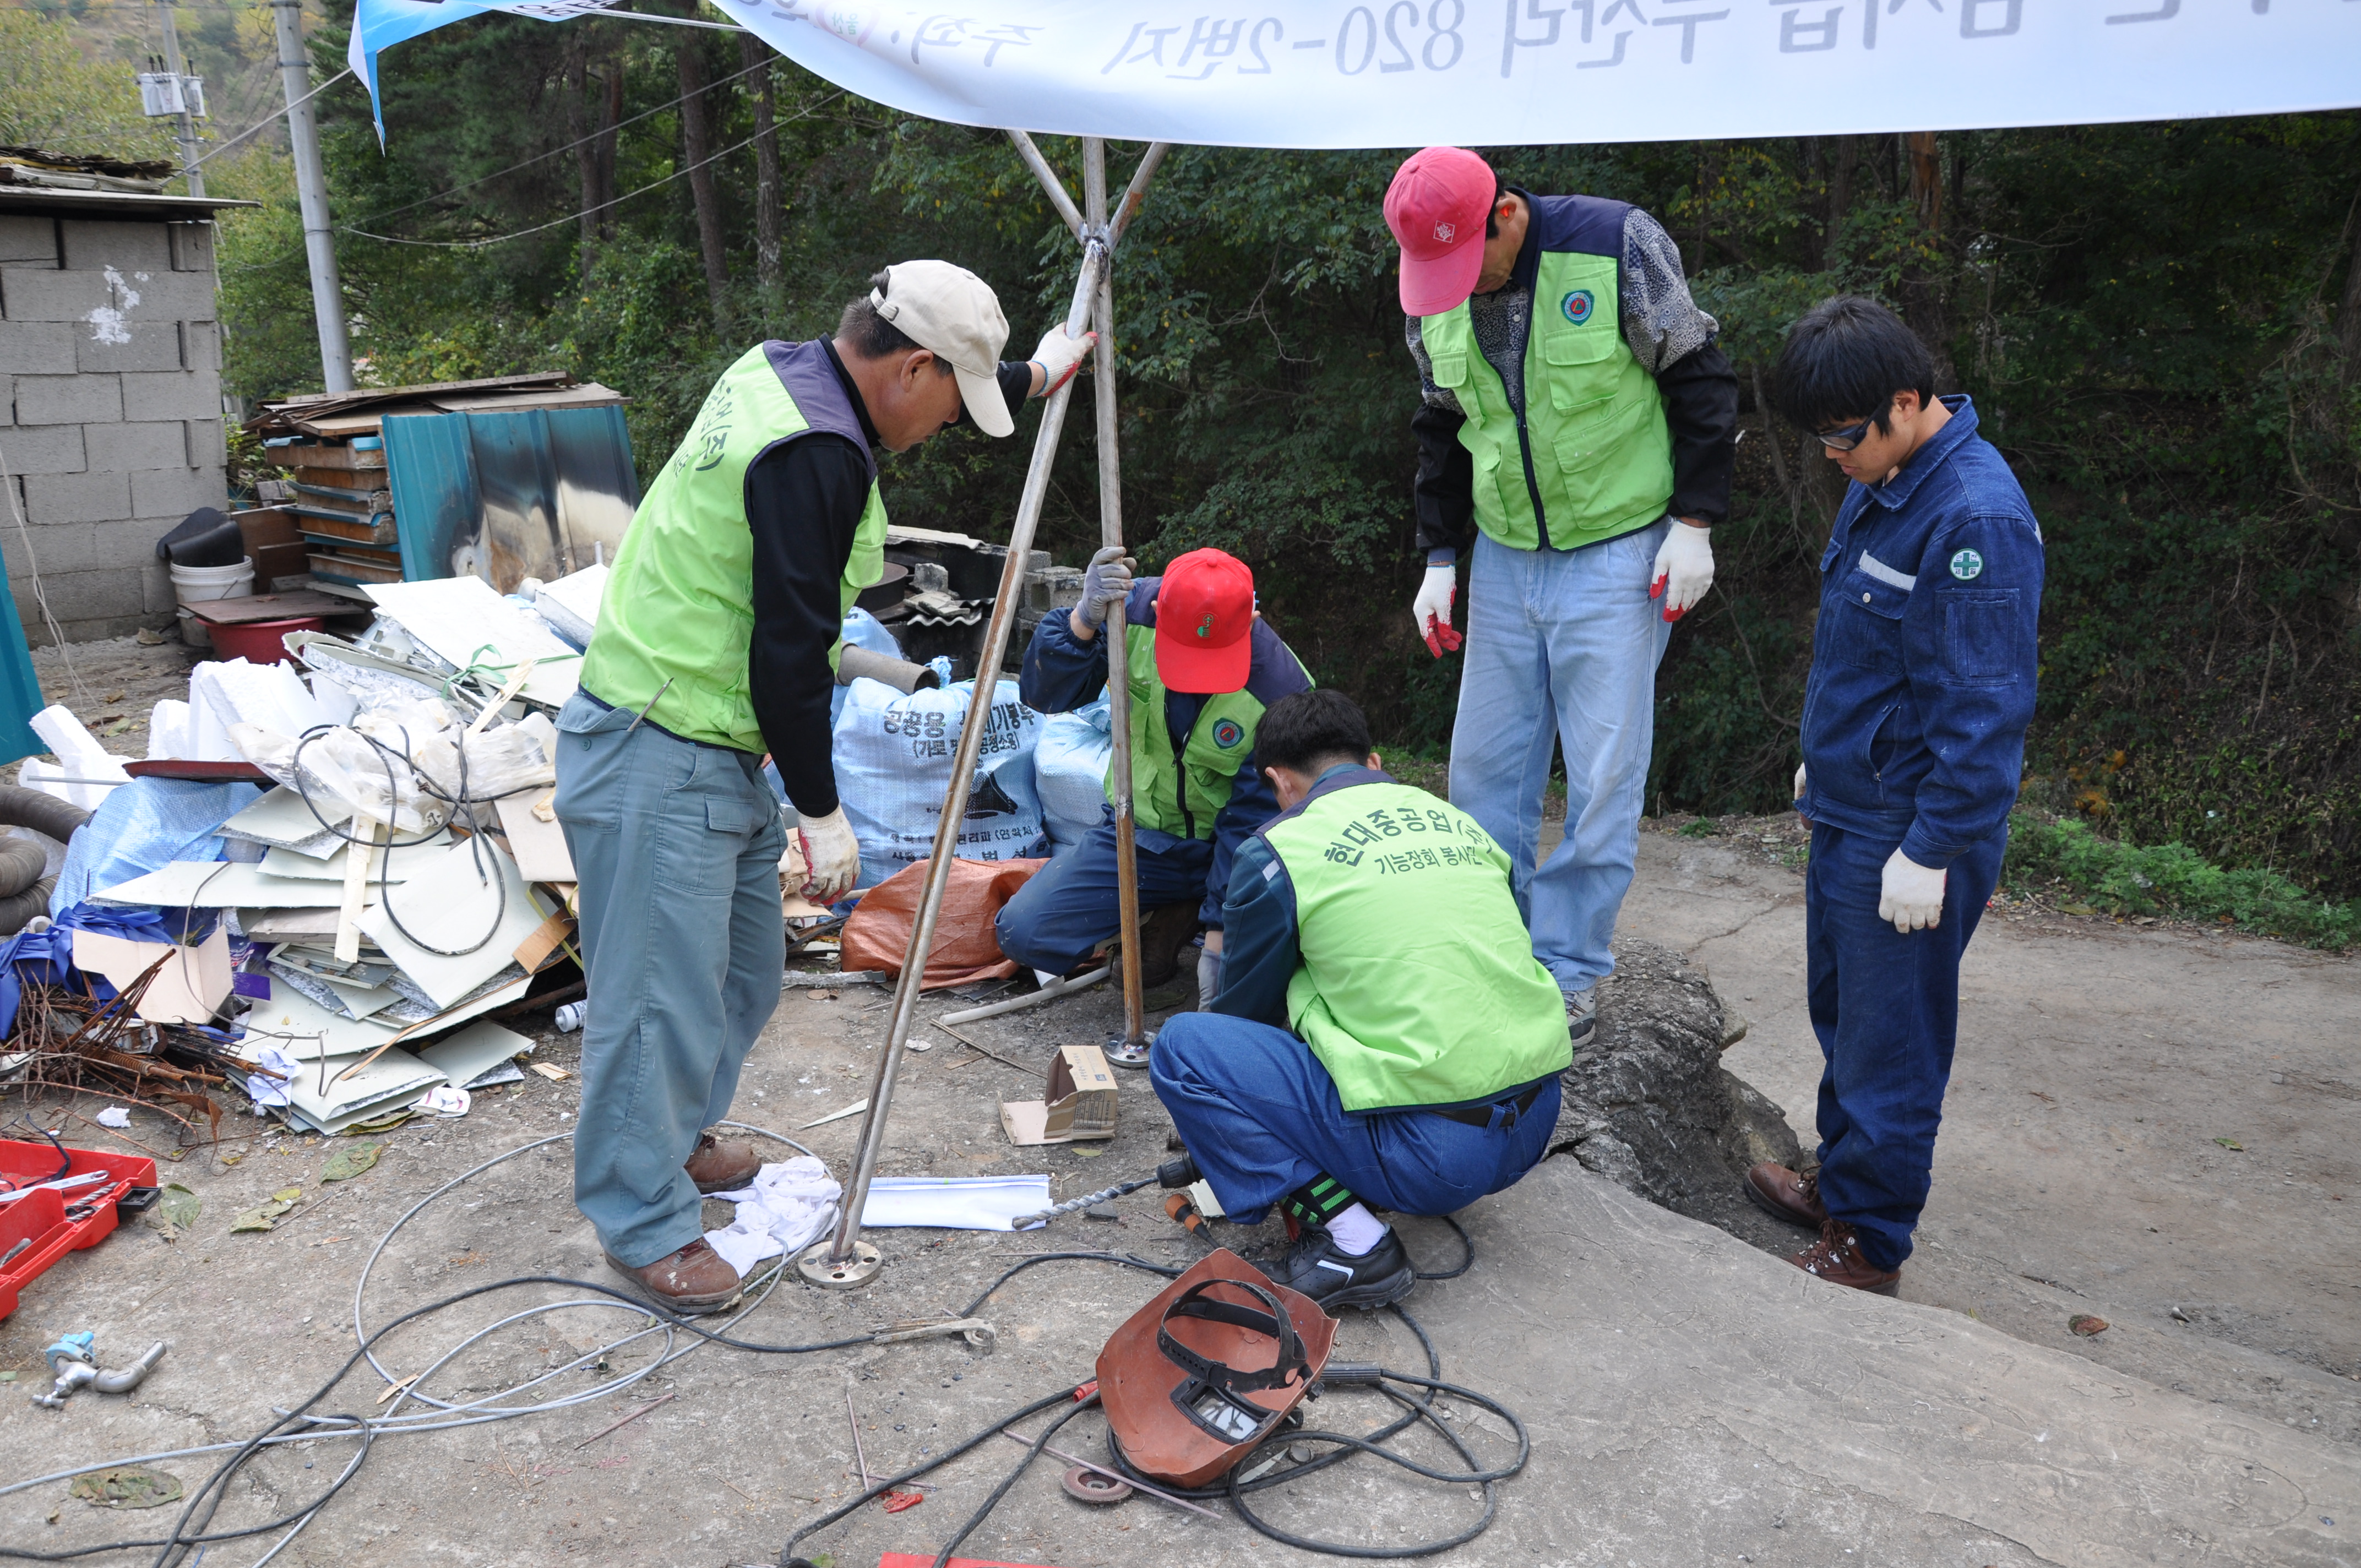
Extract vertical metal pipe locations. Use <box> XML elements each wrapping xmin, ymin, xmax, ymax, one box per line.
<box><xmin>1085</xmin><ymin>138</ymin><xmax>1147</xmax><ymax>1050</ymax></box>
<box><xmin>825</xmin><ymin>241</ymin><xmax>1109</xmax><ymax>1265</ymax></box>
<box><xmin>271</xmin><ymin>0</ymin><xmax>353</xmax><ymax>393</ymax></box>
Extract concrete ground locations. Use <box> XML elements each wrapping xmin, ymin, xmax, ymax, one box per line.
<box><xmin>0</xmin><ymin>818</ymin><xmax>2355</xmax><ymax>1566</ymax></box>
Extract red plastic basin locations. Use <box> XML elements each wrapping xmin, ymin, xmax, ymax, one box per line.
<box><xmin>206</xmin><ymin>616</ymin><xmax>326</xmax><ymax>665</ymax></box>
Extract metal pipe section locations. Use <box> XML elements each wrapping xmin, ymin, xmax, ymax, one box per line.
<box><xmin>1109</xmin><ymin>142</ymin><xmax>1173</xmax><ymax>247</ymax></box>
<box><xmin>1085</xmin><ymin>138</ymin><xmax>1148</xmax><ymax>1052</ymax></box>
<box><xmin>154</xmin><ymin>1</ymin><xmax>204</xmax><ymax>199</ymax></box>
<box><xmin>1005</xmin><ymin>130</ymin><xmax>1086</xmax><ymax>238</ymax></box>
<box><xmin>824</xmin><ymin>241</ymin><xmax>1111</xmax><ymax>1267</ymax></box>
<box><xmin>272</xmin><ymin>0</ymin><xmax>354</xmax><ymax>393</ymax></box>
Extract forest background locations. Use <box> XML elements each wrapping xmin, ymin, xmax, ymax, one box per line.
<box><xmin>4</xmin><ymin>2</ymin><xmax>2358</xmax><ymax>934</ymax></box>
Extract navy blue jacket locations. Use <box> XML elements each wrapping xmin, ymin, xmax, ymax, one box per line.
<box><xmin>1018</xmin><ymin>578</ymin><xmax>1313</xmax><ymax>927</ymax></box>
<box><xmin>1798</xmin><ymin>397</ymin><xmax>2043</xmax><ymax>868</ymax></box>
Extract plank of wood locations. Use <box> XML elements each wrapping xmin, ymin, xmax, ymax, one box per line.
<box><xmin>269</xmin><ymin>443</ymin><xmax>387</xmax><ymax>472</ymax></box>
<box><xmin>336</xmin><ymin>815</ymin><xmax>377</xmax><ymax>963</ymax></box>
<box><xmin>183</xmin><ymin>590</ymin><xmax>357</xmax><ymax>626</ymax></box>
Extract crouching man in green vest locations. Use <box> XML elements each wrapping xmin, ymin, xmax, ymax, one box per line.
<box><xmin>557</xmin><ymin>261</ymin><xmax>1091</xmax><ymax>1313</ymax></box>
<box><xmin>1151</xmin><ymin>689</ymin><xmax>1573</xmax><ymax>1310</ymax></box>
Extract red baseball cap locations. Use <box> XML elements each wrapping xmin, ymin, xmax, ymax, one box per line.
<box><xmin>1384</xmin><ymin>146</ymin><xmax>1496</xmax><ymax>317</ymax></box>
<box><xmin>1154</xmin><ymin>548</ymin><xmax>1255</xmax><ymax>694</ymax></box>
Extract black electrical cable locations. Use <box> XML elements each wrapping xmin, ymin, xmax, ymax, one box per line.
<box><xmin>1410</xmin><ymin>1213</ymin><xmax>1475</xmax><ymax>1281</ymax></box>
<box><xmin>923</xmin><ymin>1395</ymin><xmax>1097</xmax><ymax>1568</ymax></box>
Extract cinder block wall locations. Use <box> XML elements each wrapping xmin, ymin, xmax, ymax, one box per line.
<box><xmin>0</xmin><ymin>212</ymin><xmax>228</xmax><ymax>644</ymax></box>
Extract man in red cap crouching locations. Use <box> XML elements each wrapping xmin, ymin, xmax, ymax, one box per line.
<box><xmin>997</xmin><ymin>546</ymin><xmax>1312</xmax><ymax>1008</ymax></box>
<box><xmin>1383</xmin><ymin>146</ymin><xmax>1738</xmax><ymax>1050</ymax></box>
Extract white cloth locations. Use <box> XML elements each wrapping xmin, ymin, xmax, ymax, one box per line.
<box><xmin>703</xmin><ymin>1157</ymin><xmax>843</xmax><ymax>1277</ymax></box>
<box><xmin>244</xmin><ymin>1044</ymin><xmax>301</xmax><ymax>1108</ymax></box>
<box><xmin>352</xmin><ymin>0</ymin><xmax>2358</xmax><ymax>153</ymax></box>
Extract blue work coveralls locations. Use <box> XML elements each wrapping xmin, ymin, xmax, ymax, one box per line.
<box><xmin>993</xmin><ymin>579</ymin><xmax>1311</xmax><ymax>973</ymax></box>
<box><xmin>1797</xmin><ymin>396</ymin><xmax>2042</xmax><ymax>1271</ymax></box>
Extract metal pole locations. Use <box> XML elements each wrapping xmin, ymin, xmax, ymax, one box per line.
<box><xmin>271</xmin><ymin>0</ymin><xmax>353</xmax><ymax>393</ymax></box>
<box><xmin>1085</xmin><ymin>137</ymin><xmax>1149</xmax><ymax>1058</ymax></box>
<box><xmin>154</xmin><ymin>1</ymin><xmax>204</xmax><ymax>199</ymax></box>
<box><xmin>801</xmin><ymin>238</ymin><xmax>1112</xmax><ymax>1290</ymax></box>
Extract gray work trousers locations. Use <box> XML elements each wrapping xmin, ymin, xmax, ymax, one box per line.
<box><xmin>553</xmin><ymin>691</ymin><xmax>786</xmax><ymax>1267</ymax></box>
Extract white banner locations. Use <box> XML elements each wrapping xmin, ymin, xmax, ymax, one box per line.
<box><xmin>355</xmin><ymin>0</ymin><xmax>2361</xmax><ymax>148</ymax></box>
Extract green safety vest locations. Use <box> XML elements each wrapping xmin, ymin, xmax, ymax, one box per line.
<box><xmin>581</xmin><ymin>341</ymin><xmax>888</xmax><ymax>752</ymax></box>
<box><xmin>1261</xmin><ymin>772</ymin><xmax>1571</xmax><ymax>1113</ymax></box>
<box><xmin>1420</xmin><ymin>248</ymin><xmax>1674</xmax><ymax>552</ymax></box>
<box><xmin>1112</xmin><ymin>623</ymin><xmax>1303</xmax><ymax>840</ymax></box>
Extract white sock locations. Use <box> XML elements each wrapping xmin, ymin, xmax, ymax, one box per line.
<box><xmin>1324</xmin><ymin>1202</ymin><xmax>1386</xmax><ymax>1257</ymax></box>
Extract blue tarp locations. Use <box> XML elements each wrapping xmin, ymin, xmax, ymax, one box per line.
<box><xmin>50</xmin><ymin>777</ymin><xmax>262</xmax><ymax>918</ymax></box>
<box><xmin>0</xmin><ymin>563</ymin><xmax>46</xmax><ymax>767</ymax></box>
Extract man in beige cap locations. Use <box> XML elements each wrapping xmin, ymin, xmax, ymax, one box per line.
<box><xmin>558</xmin><ymin>260</ymin><xmax>1090</xmax><ymax>1312</ymax></box>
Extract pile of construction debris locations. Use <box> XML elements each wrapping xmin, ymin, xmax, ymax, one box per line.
<box><xmin>1</xmin><ymin>569</ymin><xmax>618</xmax><ymax>1140</ymax></box>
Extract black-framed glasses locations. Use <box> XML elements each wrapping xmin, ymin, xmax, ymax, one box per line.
<box><xmin>1815</xmin><ymin>415</ymin><xmax>1876</xmax><ymax>451</ymax></box>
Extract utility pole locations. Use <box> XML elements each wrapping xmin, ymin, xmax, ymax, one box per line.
<box><xmin>271</xmin><ymin>0</ymin><xmax>353</xmax><ymax>392</ymax></box>
<box><xmin>151</xmin><ymin>0</ymin><xmax>204</xmax><ymax>198</ymax></box>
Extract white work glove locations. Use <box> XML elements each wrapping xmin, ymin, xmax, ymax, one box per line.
<box><xmin>1878</xmin><ymin>848</ymin><xmax>1946</xmax><ymax>935</ymax></box>
<box><xmin>1411</xmin><ymin>563</ymin><xmax>1462</xmax><ymax>657</ymax></box>
<box><xmin>1078</xmin><ymin>544</ymin><xmax>1134</xmax><ymax>628</ymax></box>
<box><xmin>1650</xmin><ymin>520</ymin><xmax>1715</xmax><ymax>623</ymax></box>
<box><xmin>796</xmin><ymin>806</ymin><xmax>861</xmax><ymax>905</ymax></box>
<box><xmin>1196</xmin><ymin>945</ymin><xmax>1222</xmax><ymax>1009</ymax></box>
<box><xmin>1793</xmin><ymin>763</ymin><xmax>1808</xmax><ymax>824</ymax></box>
<box><xmin>1030</xmin><ymin>323</ymin><xmax>1096</xmax><ymax>395</ymax></box>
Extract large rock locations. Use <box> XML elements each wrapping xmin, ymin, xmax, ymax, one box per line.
<box><xmin>1551</xmin><ymin>938</ymin><xmax>1807</xmax><ymax>1245</ymax></box>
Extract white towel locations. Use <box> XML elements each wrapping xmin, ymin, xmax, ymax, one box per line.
<box><xmin>703</xmin><ymin>1157</ymin><xmax>842</xmax><ymax>1277</ymax></box>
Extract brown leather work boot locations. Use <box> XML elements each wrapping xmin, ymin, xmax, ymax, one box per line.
<box><xmin>1132</xmin><ymin>901</ymin><xmax>1203</xmax><ymax>988</ymax></box>
<box><xmin>605</xmin><ymin>1238</ymin><xmax>743</xmax><ymax>1314</ymax></box>
<box><xmin>1744</xmin><ymin>1162</ymin><xmax>1829</xmax><ymax>1229</ymax></box>
<box><xmin>1788</xmin><ymin>1219</ymin><xmax>1901</xmax><ymax>1296</ymax></box>
<box><xmin>684</xmin><ymin>1130</ymin><xmax>763</xmax><ymax>1194</ymax></box>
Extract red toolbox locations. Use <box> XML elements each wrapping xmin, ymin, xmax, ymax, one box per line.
<box><xmin>0</xmin><ymin>1139</ymin><xmax>157</xmax><ymax>1320</ymax></box>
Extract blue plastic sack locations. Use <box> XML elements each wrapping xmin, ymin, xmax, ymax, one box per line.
<box><xmin>832</xmin><ymin>676</ymin><xmax>1043</xmax><ymax>888</ymax></box>
<box><xmin>1034</xmin><ymin>694</ymin><xmax>1114</xmax><ymax>851</ymax></box>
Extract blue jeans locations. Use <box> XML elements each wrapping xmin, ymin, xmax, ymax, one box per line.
<box><xmin>1449</xmin><ymin>523</ymin><xmax>1672</xmax><ymax>994</ymax></box>
<box><xmin>554</xmin><ymin>693</ymin><xmax>786</xmax><ymax>1268</ymax></box>
<box><xmin>992</xmin><ymin>814</ymin><xmax>1213</xmax><ymax>974</ymax></box>
<box><xmin>1805</xmin><ymin>820</ymin><xmax>2005</xmax><ymax>1271</ymax></box>
<box><xmin>1150</xmin><ymin>1011</ymin><xmax>1560</xmax><ymax>1225</ymax></box>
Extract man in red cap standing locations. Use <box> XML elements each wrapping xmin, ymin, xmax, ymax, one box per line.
<box><xmin>1383</xmin><ymin>147</ymin><xmax>1738</xmax><ymax>1048</ymax></box>
<box><xmin>996</xmin><ymin>545</ymin><xmax>1312</xmax><ymax>1009</ymax></box>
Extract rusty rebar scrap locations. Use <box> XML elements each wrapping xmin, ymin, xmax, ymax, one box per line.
<box><xmin>574</xmin><ymin>1392</ymin><xmax>675</xmax><ymax>1450</ymax></box>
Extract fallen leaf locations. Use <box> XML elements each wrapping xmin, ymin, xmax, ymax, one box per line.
<box><xmin>150</xmin><ymin>1183</ymin><xmax>200</xmax><ymax>1233</ymax></box>
<box><xmin>271</xmin><ymin>1185</ymin><xmax>302</xmax><ymax>1203</ymax></box>
<box><xmin>881</xmin><ymin>1489</ymin><xmax>924</xmax><ymax>1513</ymax></box>
<box><xmin>2214</xmin><ymin>1137</ymin><xmax>2244</xmax><ymax>1151</ymax></box>
<box><xmin>530</xmin><ymin>1063</ymin><xmax>571</xmax><ymax>1082</ymax></box>
<box><xmin>230</xmin><ymin>1195</ymin><xmax>298</xmax><ymax>1232</ymax></box>
<box><xmin>2068</xmin><ymin>1314</ymin><xmax>2109</xmax><ymax>1337</ymax></box>
<box><xmin>1069</xmin><ymin>1144</ymin><xmax>1106</xmax><ymax>1158</ymax></box>
<box><xmin>319</xmin><ymin>1141</ymin><xmax>383</xmax><ymax>1183</ymax></box>
<box><xmin>2061</xmin><ymin>903</ymin><xmax>2097</xmax><ymax>917</ymax></box>
<box><xmin>70</xmin><ymin>1468</ymin><xmax>183</xmax><ymax>1510</ymax></box>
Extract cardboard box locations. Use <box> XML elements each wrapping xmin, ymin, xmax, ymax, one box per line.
<box><xmin>999</xmin><ymin>1043</ymin><xmax>1118</xmax><ymax>1146</ymax></box>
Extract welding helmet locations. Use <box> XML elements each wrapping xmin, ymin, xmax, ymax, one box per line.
<box><xmin>1097</xmin><ymin>1248</ymin><xmax>1337</xmax><ymax>1487</ymax></box>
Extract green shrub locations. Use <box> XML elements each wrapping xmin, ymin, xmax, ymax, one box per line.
<box><xmin>2002</xmin><ymin>812</ymin><xmax>2359</xmax><ymax>950</ymax></box>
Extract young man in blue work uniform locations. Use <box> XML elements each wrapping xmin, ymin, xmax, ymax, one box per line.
<box><xmin>994</xmin><ymin>546</ymin><xmax>1312</xmax><ymax>1005</ymax></box>
<box><xmin>1385</xmin><ymin>146</ymin><xmax>1739</xmax><ymax>1049</ymax></box>
<box><xmin>1152</xmin><ymin>689</ymin><xmax>1571</xmax><ymax>1310</ymax></box>
<box><xmin>558</xmin><ymin>262</ymin><xmax>1092</xmax><ymax>1312</ymax></box>
<box><xmin>1745</xmin><ymin>296</ymin><xmax>2043</xmax><ymax>1295</ymax></box>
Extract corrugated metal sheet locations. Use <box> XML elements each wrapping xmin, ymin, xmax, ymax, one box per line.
<box><xmin>379</xmin><ymin>406</ymin><xmax>637</xmax><ymax>592</ymax></box>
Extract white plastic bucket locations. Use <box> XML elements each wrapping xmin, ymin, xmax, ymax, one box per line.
<box><xmin>170</xmin><ymin>555</ymin><xmax>254</xmax><ymax>649</ymax></box>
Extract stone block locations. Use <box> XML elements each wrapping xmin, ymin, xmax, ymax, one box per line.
<box><xmin>14</xmin><ymin>372</ymin><xmax>122</xmax><ymax>426</ymax></box>
<box><xmin>0</xmin><ymin>216</ymin><xmax>57</xmax><ymax>266</ymax></box>
<box><xmin>77</xmin><ymin>320</ymin><xmax>186</xmax><ymax>374</ymax></box>
<box><xmin>184</xmin><ymin>417</ymin><xmax>226</xmax><ymax>467</ymax></box>
<box><xmin>130</xmin><ymin>465</ymin><xmax>224</xmax><ymax>519</ymax></box>
<box><xmin>168</xmin><ymin>222</ymin><xmax>214</xmax><ymax>274</ymax></box>
<box><xmin>179</xmin><ymin>319</ymin><xmax>220</xmax><ymax>371</ymax></box>
<box><xmin>121</xmin><ymin>369</ymin><xmax>220</xmax><ymax>423</ymax></box>
<box><xmin>0</xmin><ymin>321</ymin><xmax>76</xmax><ymax>375</ymax></box>
<box><xmin>0</xmin><ymin>422</ymin><xmax>86</xmax><ymax>476</ymax></box>
<box><xmin>60</xmin><ymin>219</ymin><xmax>172</xmax><ymax>275</ymax></box>
<box><xmin>140</xmin><ymin>558</ymin><xmax>177</xmax><ymax>615</ymax></box>
<box><xmin>0</xmin><ymin>268</ymin><xmax>216</xmax><ymax>325</ymax></box>
<box><xmin>39</xmin><ymin>567</ymin><xmax>147</xmax><ymax>627</ymax></box>
<box><xmin>22</xmin><ymin>469</ymin><xmax>129</xmax><ymax>525</ymax></box>
<box><xmin>88</xmin><ymin>421</ymin><xmax>188</xmax><ymax>472</ymax></box>
<box><xmin>1</xmin><ymin>520</ymin><xmax>96</xmax><ymax>578</ymax></box>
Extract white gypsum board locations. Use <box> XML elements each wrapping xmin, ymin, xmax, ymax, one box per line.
<box><xmin>240</xmin><ymin>987</ymin><xmax>404</xmax><ymax>1061</ymax></box>
<box><xmin>415</xmin><ymin>1020</ymin><xmax>535</xmax><ymax>1088</ymax></box>
<box><xmin>221</xmin><ymin>785</ymin><xmax>352</xmax><ymax>851</ymax></box>
<box><xmin>356</xmin><ymin>839</ymin><xmax>543</xmax><ymax>1009</ymax></box>
<box><xmin>92</xmin><ymin>860</ymin><xmax>374</xmax><ymax>910</ymax></box>
<box><xmin>363</xmin><ymin>578</ymin><xmax>581</xmax><ymax>709</ymax></box>
<box><xmin>260</xmin><ymin>828</ymin><xmax>449</xmax><ymax>883</ymax></box>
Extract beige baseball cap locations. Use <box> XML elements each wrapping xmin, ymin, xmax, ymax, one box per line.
<box><xmin>868</xmin><ymin>260</ymin><xmax>1014</xmax><ymax>438</ymax></box>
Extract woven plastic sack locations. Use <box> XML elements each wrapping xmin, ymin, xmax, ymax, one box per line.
<box><xmin>1033</xmin><ymin>694</ymin><xmax>1113</xmax><ymax>851</ymax></box>
<box><xmin>841</xmin><ymin>855</ymin><xmax>1047</xmax><ymax>989</ymax></box>
<box><xmin>832</xmin><ymin>677</ymin><xmax>1044</xmax><ymax>889</ymax></box>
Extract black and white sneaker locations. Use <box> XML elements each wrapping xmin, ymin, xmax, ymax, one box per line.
<box><xmin>1272</xmin><ymin>1225</ymin><xmax>1416</xmax><ymax>1312</ymax></box>
<box><xmin>1563</xmin><ymin>987</ymin><xmax>1597</xmax><ymax>1049</ymax></box>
